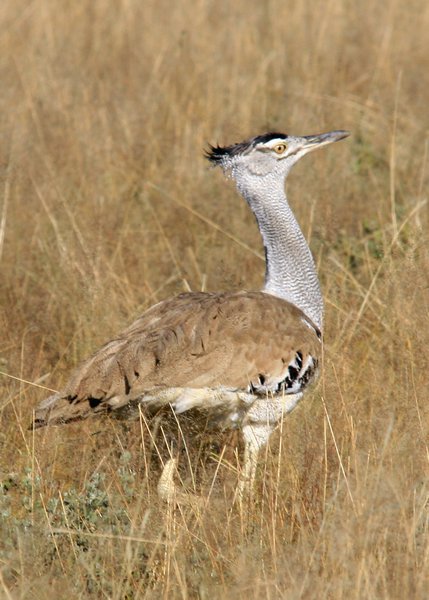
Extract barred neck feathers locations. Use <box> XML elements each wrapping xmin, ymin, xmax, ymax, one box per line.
<box><xmin>236</xmin><ymin>171</ymin><xmax>323</xmax><ymax>331</ymax></box>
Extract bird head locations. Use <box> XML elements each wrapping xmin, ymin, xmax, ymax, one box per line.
<box><xmin>206</xmin><ymin>130</ymin><xmax>350</xmax><ymax>190</ymax></box>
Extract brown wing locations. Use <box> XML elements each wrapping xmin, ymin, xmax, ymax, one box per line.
<box><xmin>34</xmin><ymin>291</ymin><xmax>321</xmax><ymax>426</ymax></box>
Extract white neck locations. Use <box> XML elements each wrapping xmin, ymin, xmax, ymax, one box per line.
<box><xmin>236</xmin><ymin>173</ymin><xmax>323</xmax><ymax>331</ymax></box>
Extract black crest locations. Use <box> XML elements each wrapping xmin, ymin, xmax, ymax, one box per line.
<box><xmin>205</xmin><ymin>132</ymin><xmax>288</xmax><ymax>165</ymax></box>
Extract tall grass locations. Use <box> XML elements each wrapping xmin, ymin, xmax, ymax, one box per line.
<box><xmin>1</xmin><ymin>0</ymin><xmax>428</xmax><ymax>597</ymax></box>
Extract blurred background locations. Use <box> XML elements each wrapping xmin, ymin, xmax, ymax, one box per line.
<box><xmin>0</xmin><ymin>1</ymin><xmax>428</xmax><ymax>598</ymax></box>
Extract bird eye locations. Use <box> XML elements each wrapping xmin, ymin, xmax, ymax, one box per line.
<box><xmin>273</xmin><ymin>143</ymin><xmax>287</xmax><ymax>154</ymax></box>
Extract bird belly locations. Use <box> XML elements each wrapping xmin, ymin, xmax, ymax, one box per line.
<box><xmin>136</xmin><ymin>385</ymin><xmax>305</xmax><ymax>431</ymax></box>
<box><xmin>137</xmin><ymin>386</ymin><xmax>253</xmax><ymax>428</ymax></box>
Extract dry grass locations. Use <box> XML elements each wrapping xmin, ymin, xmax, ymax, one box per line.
<box><xmin>1</xmin><ymin>0</ymin><xmax>429</xmax><ymax>598</ymax></box>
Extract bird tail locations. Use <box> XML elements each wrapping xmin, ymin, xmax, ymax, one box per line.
<box><xmin>30</xmin><ymin>392</ymin><xmax>62</xmax><ymax>428</ymax></box>
<box><xmin>30</xmin><ymin>392</ymin><xmax>88</xmax><ymax>429</ymax></box>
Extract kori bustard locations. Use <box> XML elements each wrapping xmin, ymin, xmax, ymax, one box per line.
<box><xmin>34</xmin><ymin>129</ymin><xmax>349</xmax><ymax>498</ymax></box>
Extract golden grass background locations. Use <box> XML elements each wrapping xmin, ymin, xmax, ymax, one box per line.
<box><xmin>1</xmin><ymin>0</ymin><xmax>428</xmax><ymax>597</ymax></box>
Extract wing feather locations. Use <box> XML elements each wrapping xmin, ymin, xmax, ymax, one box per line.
<box><xmin>34</xmin><ymin>291</ymin><xmax>321</xmax><ymax>426</ymax></box>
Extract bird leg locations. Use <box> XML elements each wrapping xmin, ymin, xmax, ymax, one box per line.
<box><xmin>237</xmin><ymin>391</ymin><xmax>304</xmax><ymax>501</ymax></box>
<box><xmin>158</xmin><ymin>424</ymin><xmax>270</xmax><ymax>506</ymax></box>
<box><xmin>157</xmin><ymin>457</ymin><xmax>179</xmax><ymax>503</ymax></box>
<box><xmin>157</xmin><ymin>456</ymin><xmax>204</xmax><ymax>508</ymax></box>
<box><xmin>237</xmin><ymin>422</ymin><xmax>273</xmax><ymax>503</ymax></box>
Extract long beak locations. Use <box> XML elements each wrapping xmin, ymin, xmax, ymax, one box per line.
<box><xmin>300</xmin><ymin>130</ymin><xmax>350</xmax><ymax>153</ymax></box>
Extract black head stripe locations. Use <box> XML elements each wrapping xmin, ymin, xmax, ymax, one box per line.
<box><xmin>252</xmin><ymin>133</ymin><xmax>288</xmax><ymax>145</ymax></box>
<box><xmin>205</xmin><ymin>132</ymin><xmax>288</xmax><ymax>164</ymax></box>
